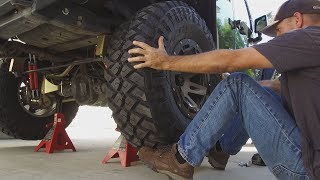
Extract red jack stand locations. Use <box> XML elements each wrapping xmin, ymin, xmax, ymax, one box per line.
<box><xmin>34</xmin><ymin>113</ymin><xmax>76</xmax><ymax>154</ymax></box>
<box><xmin>102</xmin><ymin>134</ymin><xmax>139</xmax><ymax>167</ymax></box>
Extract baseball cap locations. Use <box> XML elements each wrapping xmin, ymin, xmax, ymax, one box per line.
<box><xmin>261</xmin><ymin>0</ymin><xmax>320</xmax><ymax>37</ymax></box>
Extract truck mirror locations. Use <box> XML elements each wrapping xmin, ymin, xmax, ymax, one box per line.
<box><xmin>237</xmin><ymin>21</ymin><xmax>264</xmax><ymax>45</ymax></box>
<box><xmin>230</xmin><ymin>20</ymin><xmax>252</xmax><ymax>38</ymax></box>
<box><xmin>238</xmin><ymin>21</ymin><xmax>252</xmax><ymax>37</ymax></box>
<box><xmin>254</xmin><ymin>15</ymin><xmax>268</xmax><ymax>33</ymax></box>
<box><xmin>229</xmin><ymin>19</ymin><xmax>262</xmax><ymax>44</ymax></box>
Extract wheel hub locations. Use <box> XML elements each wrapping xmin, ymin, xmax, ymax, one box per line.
<box><xmin>170</xmin><ymin>39</ymin><xmax>210</xmax><ymax>118</ymax></box>
<box><xmin>18</xmin><ymin>79</ymin><xmax>57</xmax><ymax>118</ymax></box>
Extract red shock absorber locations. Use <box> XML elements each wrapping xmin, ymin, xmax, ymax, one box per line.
<box><xmin>28</xmin><ymin>54</ymin><xmax>35</xmax><ymax>95</ymax></box>
<box><xmin>32</xmin><ymin>55</ymin><xmax>39</xmax><ymax>98</ymax></box>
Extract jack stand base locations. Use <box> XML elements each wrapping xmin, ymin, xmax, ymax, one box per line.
<box><xmin>34</xmin><ymin>113</ymin><xmax>76</xmax><ymax>154</ymax></box>
<box><xmin>102</xmin><ymin>134</ymin><xmax>139</xmax><ymax>167</ymax></box>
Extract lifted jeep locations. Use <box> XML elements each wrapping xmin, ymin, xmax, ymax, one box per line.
<box><xmin>0</xmin><ymin>0</ymin><xmax>262</xmax><ymax>147</ymax></box>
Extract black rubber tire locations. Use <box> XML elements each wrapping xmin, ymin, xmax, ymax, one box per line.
<box><xmin>105</xmin><ymin>1</ymin><xmax>220</xmax><ymax>147</ymax></box>
<box><xmin>0</xmin><ymin>61</ymin><xmax>79</xmax><ymax>140</ymax></box>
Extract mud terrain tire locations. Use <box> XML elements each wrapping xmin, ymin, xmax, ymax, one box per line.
<box><xmin>105</xmin><ymin>1</ymin><xmax>221</xmax><ymax>147</ymax></box>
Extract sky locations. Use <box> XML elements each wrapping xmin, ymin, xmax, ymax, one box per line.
<box><xmin>249</xmin><ymin>0</ymin><xmax>287</xmax><ymax>18</ymax></box>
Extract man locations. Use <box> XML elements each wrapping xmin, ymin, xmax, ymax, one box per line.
<box><xmin>128</xmin><ymin>0</ymin><xmax>320</xmax><ymax>179</ymax></box>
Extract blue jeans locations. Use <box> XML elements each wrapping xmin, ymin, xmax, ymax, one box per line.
<box><xmin>177</xmin><ymin>73</ymin><xmax>309</xmax><ymax>180</ymax></box>
<box><xmin>218</xmin><ymin>86</ymin><xmax>280</xmax><ymax>155</ymax></box>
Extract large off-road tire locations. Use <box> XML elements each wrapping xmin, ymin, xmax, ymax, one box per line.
<box><xmin>105</xmin><ymin>1</ymin><xmax>221</xmax><ymax>147</ymax></box>
<box><xmin>0</xmin><ymin>61</ymin><xmax>79</xmax><ymax>140</ymax></box>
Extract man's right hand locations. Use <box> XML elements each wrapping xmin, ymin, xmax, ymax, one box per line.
<box><xmin>258</xmin><ymin>79</ymin><xmax>281</xmax><ymax>94</ymax></box>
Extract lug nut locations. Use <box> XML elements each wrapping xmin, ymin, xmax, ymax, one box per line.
<box><xmin>62</xmin><ymin>8</ymin><xmax>69</xmax><ymax>15</ymax></box>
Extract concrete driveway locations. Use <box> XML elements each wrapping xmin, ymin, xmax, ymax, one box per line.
<box><xmin>0</xmin><ymin>106</ymin><xmax>276</xmax><ymax>180</ymax></box>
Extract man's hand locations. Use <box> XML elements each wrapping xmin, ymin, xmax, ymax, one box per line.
<box><xmin>259</xmin><ymin>79</ymin><xmax>281</xmax><ymax>94</ymax></box>
<box><xmin>128</xmin><ymin>36</ymin><xmax>170</xmax><ymax>70</ymax></box>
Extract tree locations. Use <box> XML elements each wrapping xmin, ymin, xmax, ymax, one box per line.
<box><xmin>217</xmin><ymin>19</ymin><xmax>246</xmax><ymax>49</ymax></box>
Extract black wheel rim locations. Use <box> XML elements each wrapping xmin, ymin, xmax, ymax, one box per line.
<box><xmin>18</xmin><ymin>78</ymin><xmax>57</xmax><ymax>118</ymax></box>
<box><xmin>170</xmin><ymin>39</ymin><xmax>210</xmax><ymax>118</ymax></box>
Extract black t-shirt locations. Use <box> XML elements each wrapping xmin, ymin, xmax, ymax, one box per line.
<box><xmin>253</xmin><ymin>26</ymin><xmax>320</xmax><ymax>179</ymax></box>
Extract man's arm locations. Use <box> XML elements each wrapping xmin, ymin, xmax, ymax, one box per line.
<box><xmin>128</xmin><ymin>36</ymin><xmax>274</xmax><ymax>74</ymax></box>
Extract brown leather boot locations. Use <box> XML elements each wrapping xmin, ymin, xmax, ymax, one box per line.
<box><xmin>207</xmin><ymin>146</ymin><xmax>230</xmax><ymax>170</ymax></box>
<box><xmin>139</xmin><ymin>144</ymin><xmax>194</xmax><ymax>179</ymax></box>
